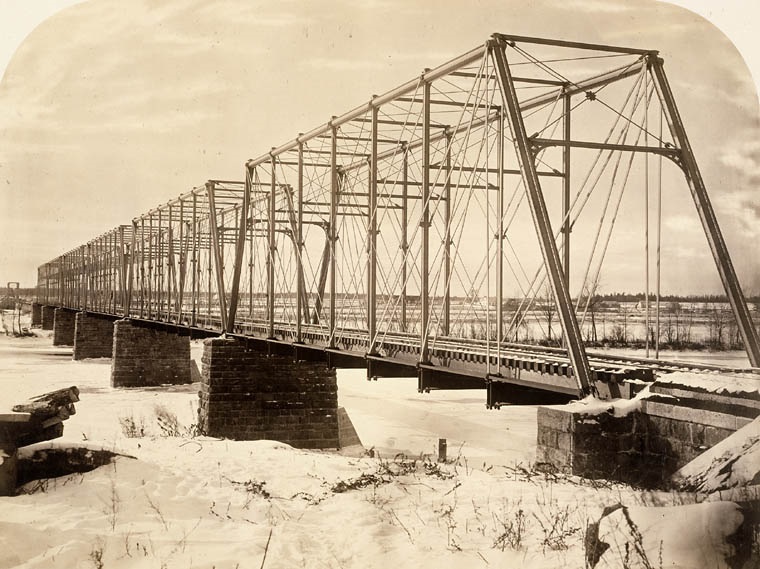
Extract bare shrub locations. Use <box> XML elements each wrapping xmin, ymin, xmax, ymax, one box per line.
<box><xmin>533</xmin><ymin>503</ymin><xmax>581</xmax><ymax>552</ymax></box>
<box><xmin>89</xmin><ymin>539</ymin><xmax>105</xmax><ymax>569</ymax></box>
<box><xmin>492</xmin><ymin>500</ymin><xmax>527</xmax><ymax>551</ymax></box>
<box><xmin>225</xmin><ymin>477</ymin><xmax>272</xmax><ymax>508</ymax></box>
<box><xmin>118</xmin><ymin>414</ymin><xmax>146</xmax><ymax>438</ymax></box>
<box><xmin>154</xmin><ymin>404</ymin><xmax>182</xmax><ymax>437</ymax></box>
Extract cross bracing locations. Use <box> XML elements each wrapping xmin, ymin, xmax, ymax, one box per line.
<box><xmin>37</xmin><ymin>34</ymin><xmax>760</xmax><ymax>400</ymax></box>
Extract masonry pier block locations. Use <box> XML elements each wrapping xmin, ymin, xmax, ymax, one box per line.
<box><xmin>198</xmin><ymin>337</ymin><xmax>339</xmax><ymax>449</ymax></box>
<box><xmin>31</xmin><ymin>303</ymin><xmax>42</xmax><ymax>327</ymax></box>
<box><xmin>41</xmin><ymin>306</ymin><xmax>55</xmax><ymax>330</ymax></box>
<box><xmin>111</xmin><ymin>320</ymin><xmax>191</xmax><ymax>387</ymax></box>
<box><xmin>73</xmin><ymin>312</ymin><xmax>114</xmax><ymax>360</ymax></box>
<box><xmin>536</xmin><ymin>378</ymin><xmax>760</xmax><ymax>488</ymax></box>
<box><xmin>52</xmin><ymin>308</ymin><xmax>76</xmax><ymax>346</ymax></box>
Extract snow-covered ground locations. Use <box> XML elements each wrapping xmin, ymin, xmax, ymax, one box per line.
<box><xmin>0</xmin><ymin>323</ymin><xmax>754</xmax><ymax>568</ymax></box>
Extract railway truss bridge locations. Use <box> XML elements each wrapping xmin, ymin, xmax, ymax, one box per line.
<box><xmin>36</xmin><ymin>34</ymin><xmax>760</xmax><ymax>410</ymax></box>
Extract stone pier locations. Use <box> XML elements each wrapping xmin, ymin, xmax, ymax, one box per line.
<box><xmin>536</xmin><ymin>375</ymin><xmax>759</xmax><ymax>488</ymax></box>
<box><xmin>111</xmin><ymin>320</ymin><xmax>191</xmax><ymax>387</ymax></box>
<box><xmin>73</xmin><ymin>312</ymin><xmax>114</xmax><ymax>360</ymax></box>
<box><xmin>41</xmin><ymin>305</ymin><xmax>55</xmax><ymax>330</ymax></box>
<box><xmin>52</xmin><ymin>308</ymin><xmax>76</xmax><ymax>346</ymax></box>
<box><xmin>31</xmin><ymin>303</ymin><xmax>42</xmax><ymax>327</ymax></box>
<box><xmin>198</xmin><ymin>337</ymin><xmax>339</xmax><ymax>449</ymax></box>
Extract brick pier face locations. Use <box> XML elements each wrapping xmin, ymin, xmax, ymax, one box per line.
<box><xmin>41</xmin><ymin>306</ymin><xmax>55</xmax><ymax>330</ymax></box>
<box><xmin>52</xmin><ymin>308</ymin><xmax>76</xmax><ymax>346</ymax></box>
<box><xmin>73</xmin><ymin>313</ymin><xmax>114</xmax><ymax>360</ymax></box>
<box><xmin>31</xmin><ymin>303</ymin><xmax>42</xmax><ymax>327</ymax></box>
<box><xmin>198</xmin><ymin>337</ymin><xmax>339</xmax><ymax>449</ymax></box>
<box><xmin>111</xmin><ymin>320</ymin><xmax>191</xmax><ymax>387</ymax></box>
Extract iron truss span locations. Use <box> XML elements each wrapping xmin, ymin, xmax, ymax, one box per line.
<box><xmin>36</xmin><ymin>34</ymin><xmax>760</xmax><ymax>400</ymax></box>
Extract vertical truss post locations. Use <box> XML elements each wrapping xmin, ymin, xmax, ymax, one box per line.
<box><xmin>368</xmin><ymin>104</ymin><xmax>379</xmax><ymax>353</ymax></box>
<box><xmin>75</xmin><ymin>248</ymin><xmax>80</xmax><ymax>309</ymax></box>
<box><xmin>561</xmin><ymin>90</ymin><xmax>571</xmax><ymax>350</ymax></box>
<box><xmin>443</xmin><ymin>131</ymin><xmax>452</xmax><ymax>337</ymax></box>
<box><xmin>227</xmin><ymin>166</ymin><xmax>251</xmax><ymax>334</ymax></box>
<box><xmin>83</xmin><ymin>244</ymin><xmax>90</xmax><ymax>311</ymax></box>
<box><xmin>109</xmin><ymin>234</ymin><xmax>114</xmax><ymax>311</ymax></box>
<box><xmin>72</xmin><ymin>253</ymin><xmax>76</xmax><ymax>306</ymax></box>
<box><xmin>97</xmin><ymin>239</ymin><xmax>102</xmax><ymax>311</ymax></box>
<box><xmin>57</xmin><ymin>256</ymin><xmax>63</xmax><ymax>306</ymax></box>
<box><xmin>58</xmin><ymin>257</ymin><xmax>64</xmax><ymax>306</ymax></box>
<box><xmin>45</xmin><ymin>263</ymin><xmax>50</xmax><ymax>305</ymax></box>
<box><xmin>73</xmin><ymin>250</ymin><xmax>77</xmax><ymax>308</ymax></box>
<box><xmin>101</xmin><ymin>237</ymin><xmax>106</xmax><ymax>310</ymax></box>
<box><xmin>158</xmin><ymin>209</ymin><xmax>164</xmax><ymax>318</ymax></box>
<box><xmin>81</xmin><ymin>247</ymin><xmax>86</xmax><ymax>309</ymax></box>
<box><xmin>191</xmin><ymin>192</ymin><xmax>198</xmax><ymax>327</ymax></box>
<box><xmin>127</xmin><ymin>222</ymin><xmax>135</xmax><ymax>316</ymax></box>
<box><xmin>420</xmin><ymin>77</ymin><xmax>431</xmax><ymax>363</ymax></box>
<box><xmin>148</xmin><ymin>214</ymin><xmax>154</xmax><ymax>318</ymax></box>
<box><xmin>71</xmin><ymin>254</ymin><xmax>75</xmax><ymax>306</ymax></box>
<box><xmin>650</xmin><ymin>57</ymin><xmax>760</xmax><ymax>366</ymax></box>
<box><xmin>248</xmin><ymin>169</ymin><xmax>255</xmax><ymax>319</ymax></box>
<box><xmin>80</xmin><ymin>248</ymin><xmax>85</xmax><ymax>309</ymax></box>
<box><xmin>118</xmin><ymin>226</ymin><xmax>127</xmax><ymax>315</ymax></box>
<box><xmin>206</xmin><ymin>196</ymin><xmax>213</xmax><ymax>326</ymax></box>
<box><xmin>62</xmin><ymin>255</ymin><xmax>67</xmax><ymax>306</ymax></box>
<box><xmin>176</xmin><ymin>200</ymin><xmax>185</xmax><ymax>322</ymax></box>
<box><xmin>167</xmin><ymin>206</ymin><xmax>174</xmax><ymax>319</ymax></box>
<box><xmin>112</xmin><ymin>232</ymin><xmax>118</xmax><ymax>312</ymax></box>
<box><xmin>100</xmin><ymin>237</ymin><xmax>105</xmax><ymax>310</ymax></box>
<box><xmin>491</xmin><ymin>38</ymin><xmax>593</xmax><ymax>396</ymax></box>
<box><xmin>102</xmin><ymin>236</ymin><xmax>107</xmax><ymax>310</ymax></box>
<box><xmin>329</xmin><ymin>123</ymin><xmax>338</xmax><ymax>349</ymax></box>
<box><xmin>75</xmin><ymin>249</ymin><xmax>80</xmax><ymax>309</ymax></box>
<box><xmin>562</xmin><ymin>91</ymin><xmax>571</xmax><ymax>290</ymax></box>
<box><xmin>296</xmin><ymin>141</ymin><xmax>305</xmax><ymax>342</ymax></box>
<box><xmin>268</xmin><ymin>155</ymin><xmax>277</xmax><ymax>338</ymax></box>
<box><xmin>206</xmin><ymin>181</ymin><xmax>228</xmax><ymax>332</ymax></box>
<box><xmin>401</xmin><ymin>143</ymin><xmax>409</xmax><ymax>333</ymax></box>
<box><xmin>139</xmin><ymin>218</ymin><xmax>145</xmax><ymax>318</ymax></box>
<box><xmin>72</xmin><ymin>250</ymin><xmax>76</xmax><ymax>308</ymax></box>
<box><xmin>74</xmin><ymin>253</ymin><xmax>79</xmax><ymax>309</ymax></box>
<box><xmin>77</xmin><ymin>245</ymin><xmax>84</xmax><ymax>310</ymax></box>
<box><xmin>60</xmin><ymin>256</ymin><xmax>66</xmax><ymax>307</ymax></box>
<box><xmin>496</xmin><ymin>111</ymin><xmax>504</xmax><ymax>372</ymax></box>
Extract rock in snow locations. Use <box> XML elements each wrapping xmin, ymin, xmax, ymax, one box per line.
<box><xmin>674</xmin><ymin>416</ymin><xmax>760</xmax><ymax>493</ymax></box>
<box><xmin>586</xmin><ymin>502</ymin><xmax>750</xmax><ymax>569</ymax></box>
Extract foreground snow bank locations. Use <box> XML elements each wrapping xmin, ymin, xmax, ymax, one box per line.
<box><xmin>1</xmin><ymin>327</ymin><xmax>757</xmax><ymax>568</ymax></box>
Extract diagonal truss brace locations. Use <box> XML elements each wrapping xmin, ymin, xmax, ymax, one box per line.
<box><xmin>490</xmin><ymin>37</ymin><xmax>594</xmax><ymax>396</ymax></box>
<box><xmin>206</xmin><ymin>181</ymin><xmax>228</xmax><ymax>332</ymax></box>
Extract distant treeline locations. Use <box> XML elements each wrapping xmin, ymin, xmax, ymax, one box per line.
<box><xmin>590</xmin><ymin>292</ymin><xmax>760</xmax><ymax>304</ymax></box>
<box><xmin>2</xmin><ymin>287</ymin><xmax>36</xmax><ymax>297</ymax></box>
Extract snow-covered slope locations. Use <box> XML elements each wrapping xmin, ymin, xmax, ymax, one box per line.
<box><xmin>0</xmin><ymin>325</ymin><xmax>756</xmax><ymax>568</ymax></box>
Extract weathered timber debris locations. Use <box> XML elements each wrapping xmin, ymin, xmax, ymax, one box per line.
<box><xmin>0</xmin><ymin>386</ymin><xmax>80</xmax><ymax>495</ymax></box>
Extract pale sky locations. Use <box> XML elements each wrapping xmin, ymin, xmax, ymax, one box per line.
<box><xmin>1</xmin><ymin>0</ymin><xmax>759</xmax><ymax>296</ymax></box>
